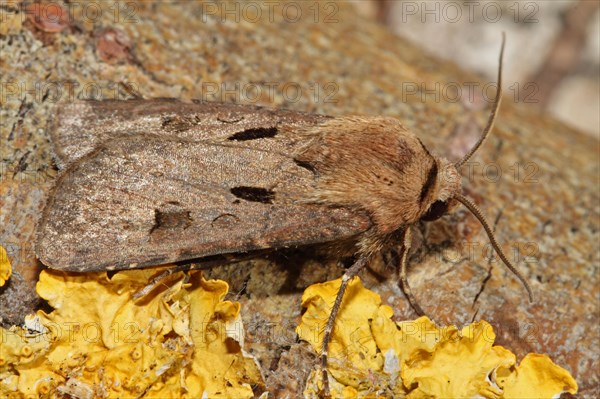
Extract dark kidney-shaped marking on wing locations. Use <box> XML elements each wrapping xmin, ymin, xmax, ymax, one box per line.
<box><xmin>230</xmin><ymin>186</ymin><xmax>275</xmax><ymax>204</ymax></box>
<box><xmin>228</xmin><ymin>127</ymin><xmax>278</xmax><ymax>141</ymax></box>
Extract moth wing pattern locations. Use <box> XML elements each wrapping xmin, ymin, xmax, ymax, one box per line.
<box><xmin>52</xmin><ymin>99</ymin><xmax>328</xmax><ymax>166</ymax></box>
<box><xmin>37</xmin><ymin>104</ymin><xmax>372</xmax><ymax>272</ymax></box>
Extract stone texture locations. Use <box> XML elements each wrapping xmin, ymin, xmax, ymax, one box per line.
<box><xmin>375</xmin><ymin>0</ymin><xmax>600</xmax><ymax>138</ymax></box>
<box><xmin>0</xmin><ymin>0</ymin><xmax>597</xmax><ymax>397</ymax></box>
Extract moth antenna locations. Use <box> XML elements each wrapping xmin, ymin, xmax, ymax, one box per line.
<box><xmin>454</xmin><ymin>193</ymin><xmax>534</xmax><ymax>302</ymax></box>
<box><xmin>456</xmin><ymin>32</ymin><xmax>505</xmax><ymax>168</ymax></box>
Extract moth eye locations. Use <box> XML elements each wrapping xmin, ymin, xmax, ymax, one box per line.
<box><xmin>421</xmin><ymin>200</ymin><xmax>448</xmax><ymax>222</ymax></box>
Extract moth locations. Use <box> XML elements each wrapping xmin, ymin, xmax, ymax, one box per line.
<box><xmin>36</xmin><ymin>34</ymin><xmax>532</xmax><ymax>393</ymax></box>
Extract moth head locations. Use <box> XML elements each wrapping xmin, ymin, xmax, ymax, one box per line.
<box><xmin>419</xmin><ymin>33</ymin><xmax>534</xmax><ymax>302</ymax></box>
<box><xmin>419</xmin><ymin>158</ymin><xmax>460</xmax><ymax>222</ymax></box>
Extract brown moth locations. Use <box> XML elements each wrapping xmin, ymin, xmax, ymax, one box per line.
<box><xmin>36</xmin><ymin>34</ymin><xmax>532</xmax><ymax>393</ymax></box>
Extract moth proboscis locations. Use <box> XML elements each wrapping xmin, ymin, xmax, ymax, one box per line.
<box><xmin>36</xmin><ymin>33</ymin><xmax>532</xmax><ymax>396</ymax></box>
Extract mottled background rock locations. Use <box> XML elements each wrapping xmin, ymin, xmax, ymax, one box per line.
<box><xmin>1</xmin><ymin>1</ymin><xmax>597</xmax><ymax>397</ymax></box>
<box><xmin>354</xmin><ymin>0</ymin><xmax>600</xmax><ymax>138</ymax></box>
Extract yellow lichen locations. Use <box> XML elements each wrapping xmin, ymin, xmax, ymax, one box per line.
<box><xmin>0</xmin><ymin>245</ymin><xmax>12</xmax><ymax>287</ymax></box>
<box><xmin>297</xmin><ymin>277</ymin><xmax>578</xmax><ymax>399</ymax></box>
<box><xmin>0</xmin><ymin>268</ymin><xmax>264</xmax><ymax>398</ymax></box>
<box><xmin>0</xmin><ymin>264</ymin><xmax>579</xmax><ymax>398</ymax></box>
<box><xmin>297</xmin><ymin>278</ymin><xmax>383</xmax><ymax>389</ymax></box>
<box><xmin>497</xmin><ymin>353</ymin><xmax>578</xmax><ymax>398</ymax></box>
<box><xmin>401</xmin><ymin>321</ymin><xmax>515</xmax><ymax>399</ymax></box>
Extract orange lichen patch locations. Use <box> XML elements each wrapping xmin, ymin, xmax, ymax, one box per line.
<box><xmin>24</xmin><ymin>3</ymin><xmax>69</xmax><ymax>33</ymax></box>
<box><xmin>297</xmin><ymin>277</ymin><xmax>578</xmax><ymax>399</ymax></box>
<box><xmin>0</xmin><ymin>269</ymin><xmax>264</xmax><ymax>398</ymax></box>
<box><xmin>95</xmin><ymin>27</ymin><xmax>133</xmax><ymax>63</ymax></box>
<box><xmin>0</xmin><ymin>245</ymin><xmax>11</xmax><ymax>286</ymax></box>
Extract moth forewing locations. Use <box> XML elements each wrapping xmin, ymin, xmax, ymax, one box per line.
<box><xmin>36</xmin><ymin>116</ymin><xmax>372</xmax><ymax>272</ymax></box>
<box><xmin>51</xmin><ymin>99</ymin><xmax>330</xmax><ymax>166</ymax></box>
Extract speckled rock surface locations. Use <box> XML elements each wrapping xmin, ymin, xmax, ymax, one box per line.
<box><xmin>1</xmin><ymin>1</ymin><xmax>597</xmax><ymax>397</ymax></box>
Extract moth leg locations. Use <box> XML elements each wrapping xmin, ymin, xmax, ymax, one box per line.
<box><xmin>133</xmin><ymin>261</ymin><xmax>232</xmax><ymax>301</ymax></box>
<box><xmin>398</xmin><ymin>228</ymin><xmax>425</xmax><ymax>316</ymax></box>
<box><xmin>132</xmin><ymin>263</ymin><xmax>196</xmax><ymax>301</ymax></box>
<box><xmin>319</xmin><ymin>255</ymin><xmax>370</xmax><ymax>397</ymax></box>
<box><xmin>133</xmin><ymin>251</ymin><xmax>274</xmax><ymax>301</ymax></box>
